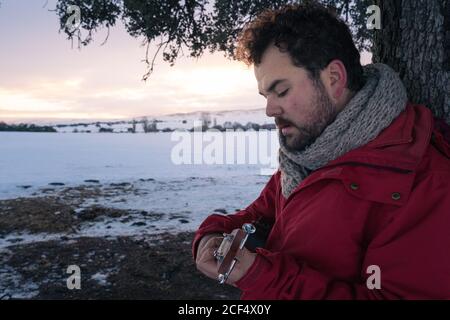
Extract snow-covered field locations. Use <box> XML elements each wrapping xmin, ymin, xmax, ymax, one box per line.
<box><xmin>0</xmin><ymin>131</ymin><xmax>280</xmax><ymax>298</ymax></box>
<box><xmin>0</xmin><ymin>131</ymin><xmax>278</xmax><ymax>196</ymax></box>
<box><xmin>0</xmin><ymin>132</ymin><xmax>278</xmax><ymax>240</ymax></box>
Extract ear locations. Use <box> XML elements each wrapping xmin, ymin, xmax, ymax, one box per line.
<box><xmin>320</xmin><ymin>59</ymin><xmax>348</xmax><ymax>101</ymax></box>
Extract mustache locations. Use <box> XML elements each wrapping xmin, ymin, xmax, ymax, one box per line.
<box><xmin>275</xmin><ymin>118</ymin><xmax>311</xmax><ymax>136</ymax></box>
<box><xmin>275</xmin><ymin>117</ymin><xmax>293</xmax><ymax>128</ymax></box>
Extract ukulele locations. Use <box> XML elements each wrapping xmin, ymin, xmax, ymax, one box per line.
<box><xmin>213</xmin><ymin>223</ymin><xmax>256</xmax><ymax>284</ymax></box>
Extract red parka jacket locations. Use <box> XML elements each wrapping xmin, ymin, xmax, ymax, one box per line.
<box><xmin>193</xmin><ymin>104</ymin><xmax>450</xmax><ymax>299</ymax></box>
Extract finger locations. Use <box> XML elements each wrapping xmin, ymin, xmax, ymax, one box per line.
<box><xmin>197</xmin><ymin>236</ymin><xmax>222</xmax><ymax>263</ymax></box>
<box><xmin>197</xmin><ymin>250</ymin><xmax>219</xmax><ymax>279</ymax></box>
<box><xmin>204</xmin><ymin>236</ymin><xmax>223</xmax><ymax>249</ymax></box>
<box><xmin>198</xmin><ymin>233</ymin><xmax>222</xmax><ymax>250</ymax></box>
<box><xmin>198</xmin><ymin>243</ymin><xmax>220</xmax><ymax>265</ymax></box>
<box><xmin>197</xmin><ymin>241</ymin><xmax>223</xmax><ymax>271</ymax></box>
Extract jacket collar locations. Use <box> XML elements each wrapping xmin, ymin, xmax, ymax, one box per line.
<box><xmin>325</xmin><ymin>103</ymin><xmax>433</xmax><ymax>171</ymax></box>
<box><xmin>286</xmin><ymin>104</ymin><xmax>434</xmax><ymax>206</ymax></box>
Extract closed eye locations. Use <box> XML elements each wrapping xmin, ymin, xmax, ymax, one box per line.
<box><xmin>278</xmin><ymin>89</ymin><xmax>289</xmax><ymax>98</ymax></box>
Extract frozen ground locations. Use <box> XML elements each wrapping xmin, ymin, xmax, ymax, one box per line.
<box><xmin>0</xmin><ymin>175</ymin><xmax>269</xmax><ymax>249</ymax></box>
<box><xmin>0</xmin><ymin>131</ymin><xmax>277</xmax><ymax>239</ymax></box>
<box><xmin>0</xmin><ymin>131</ymin><xmax>276</xmax><ymax>298</ymax></box>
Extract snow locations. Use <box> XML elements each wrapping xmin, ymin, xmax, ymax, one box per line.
<box><xmin>0</xmin><ymin>131</ymin><xmax>277</xmax><ymax>185</ymax></box>
<box><xmin>0</xmin><ymin>128</ymin><xmax>280</xmax><ymax>298</ymax></box>
<box><xmin>90</xmin><ymin>270</ymin><xmax>116</xmax><ymax>286</ymax></box>
<box><xmin>0</xmin><ymin>174</ymin><xmax>269</xmax><ymax>249</ymax></box>
<box><xmin>0</xmin><ymin>264</ymin><xmax>40</xmax><ymax>299</ymax></box>
<box><xmin>0</xmin><ymin>232</ymin><xmax>64</xmax><ymax>250</ymax></box>
<box><xmin>0</xmin><ymin>131</ymin><xmax>278</xmax><ymax>247</ymax></box>
<box><xmin>0</xmin><ymin>132</ymin><xmax>278</xmax><ymax>199</ymax></box>
<box><xmin>78</xmin><ymin>175</ymin><xmax>269</xmax><ymax>233</ymax></box>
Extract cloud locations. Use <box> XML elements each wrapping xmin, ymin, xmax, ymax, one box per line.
<box><xmin>0</xmin><ymin>88</ymin><xmax>74</xmax><ymax>113</ymax></box>
<box><xmin>91</xmin><ymin>87</ymin><xmax>151</xmax><ymax>101</ymax></box>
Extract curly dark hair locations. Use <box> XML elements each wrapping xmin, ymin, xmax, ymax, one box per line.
<box><xmin>236</xmin><ymin>2</ymin><xmax>364</xmax><ymax>92</ymax></box>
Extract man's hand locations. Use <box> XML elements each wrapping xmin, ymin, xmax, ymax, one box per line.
<box><xmin>195</xmin><ymin>231</ymin><xmax>257</xmax><ymax>286</ymax></box>
<box><xmin>196</xmin><ymin>234</ymin><xmax>223</xmax><ymax>280</ymax></box>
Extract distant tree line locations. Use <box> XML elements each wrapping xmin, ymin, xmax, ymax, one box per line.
<box><xmin>0</xmin><ymin>118</ymin><xmax>276</xmax><ymax>134</ymax></box>
<box><xmin>189</xmin><ymin>121</ymin><xmax>276</xmax><ymax>132</ymax></box>
<box><xmin>0</xmin><ymin>122</ymin><xmax>56</xmax><ymax>132</ymax></box>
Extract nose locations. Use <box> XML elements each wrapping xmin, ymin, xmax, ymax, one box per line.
<box><xmin>265</xmin><ymin>97</ymin><xmax>282</xmax><ymax>117</ymax></box>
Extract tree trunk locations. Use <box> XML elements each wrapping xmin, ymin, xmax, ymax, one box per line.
<box><xmin>373</xmin><ymin>0</ymin><xmax>450</xmax><ymax>124</ymax></box>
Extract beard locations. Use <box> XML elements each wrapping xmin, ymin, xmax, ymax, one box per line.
<box><xmin>278</xmin><ymin>80</ymin><xmax>339</xmax><ymax>152</ymax></box>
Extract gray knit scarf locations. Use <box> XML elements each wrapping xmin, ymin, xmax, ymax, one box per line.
<box><xmin>279</xmin><ymin>63</ymin><xmax>408</xmax><ymax>198</ymax></box>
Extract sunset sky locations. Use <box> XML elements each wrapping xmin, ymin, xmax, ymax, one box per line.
<box><xmin>0</xmin><ymin>0</ymin><xmax>371</xmax><ymax>123</ymax></box>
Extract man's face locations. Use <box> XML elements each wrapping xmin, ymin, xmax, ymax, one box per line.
<box><xmin>255</xmin><ymin>45</ymin><xmax>339</xmax><ymax>151</ymax></box>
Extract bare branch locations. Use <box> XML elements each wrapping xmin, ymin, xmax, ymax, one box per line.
<box><xmin>100</xmin><ymin>27</ymin><xmax>110</xmax><ymax>46</ymax></box>
<box><xmin>142</xmin><ymin>37</ymin><xmax>169</xmax><ymax>81</ymax></box>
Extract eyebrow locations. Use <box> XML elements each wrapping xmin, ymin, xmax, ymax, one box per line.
<box><xmin>259</xmin><ymin>79</ymin><xmax>288</xmax><ymax>97</ymax></box>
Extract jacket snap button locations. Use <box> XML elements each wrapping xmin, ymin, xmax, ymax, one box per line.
<box><xmin>350</xmin><ymin>183</ymin><xmax>359</xmax><ymax>190</ymax></box>
<box><xmin>392</xmin><ymin>192</ymin><xmax>401</xmax><ymax>200</ymax></box>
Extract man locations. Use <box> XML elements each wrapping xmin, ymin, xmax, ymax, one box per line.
<box><xmin>193</xmin><ymin>3</ymin><xmax>450</xmax><ymax>299</ymax></box>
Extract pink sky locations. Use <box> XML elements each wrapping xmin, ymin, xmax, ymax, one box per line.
<box><xmin>0</xmin><ymin>0</ymin><xmax>371</xmax><ymax>123</ymax></box>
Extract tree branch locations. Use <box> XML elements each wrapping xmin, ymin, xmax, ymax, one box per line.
<box><xmin>100</xmin><ymin>26</ymin><xmax>110</xmax><ymax>46</ymax></box>
<box><xmin>142</xmin><ymin>37</ymin><xmax>169</xmax><ymax>81</ymax></box>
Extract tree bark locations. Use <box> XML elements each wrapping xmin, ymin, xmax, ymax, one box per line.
<box><xmin>373</xmin><ymin>0</ymin><xmax>450</xmax><ymax>123</ymax></box>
